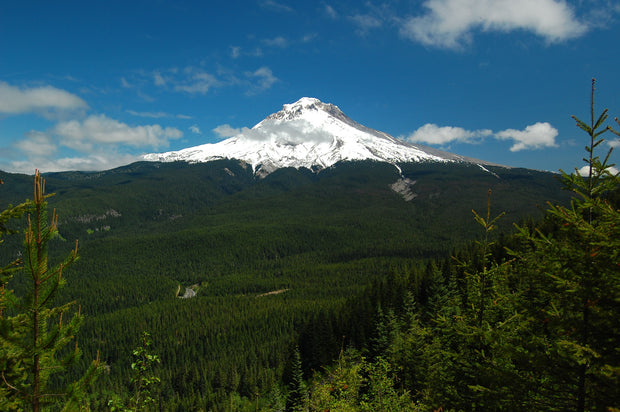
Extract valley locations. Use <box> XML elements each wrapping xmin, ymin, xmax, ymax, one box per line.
<box><xmin>0</xmin><ymin>159</ymin><xmax>572</xmax><ymax>410</ymax></box>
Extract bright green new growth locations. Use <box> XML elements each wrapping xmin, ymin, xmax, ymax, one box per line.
<box><xmin>129</xmin><ymin>331</ymin><xmax>161</xmax><ymax>410</ymax></box>
<box><xmin>108</xmin><ymin>331</ymin><xmax>161</xmax><ymax>412</ymax></box>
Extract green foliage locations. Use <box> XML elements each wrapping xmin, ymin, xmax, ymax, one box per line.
<box><xmin>509</xmin><ymin>79</ymin><xmax>620</xmax><ymax>411</ymax></box>
<box><xmin>0</xmin><ymin>171</ymin><xmax>101</xmax><ymax>411</ymax></box>
<box><xmin>364</xmin><ymin>79</ymin><xmax>620</xmax><ymax>412</ymax></box>
<box><xmin>0</xmin><ymin>179</ymin><xmax>31</xmax><ymax>411</ymax></box>
<box><xmin>286</xmin><ymin>347</ymin><xmax>305</xmax><ymax>412</ymax></box>
<box><xmin>108</xmin><ymin>331</ymin><xmax>161</xmax><ymax>412</ymax></box>
<box><xmin>308</xmin><ymin>349</ymin><xmax>418</xmax><ymax>411</ymax></box>
<box><xmin>0</xmin><ymin>156</ymin><xmax>572</xmax><ymax>409</ymax></box>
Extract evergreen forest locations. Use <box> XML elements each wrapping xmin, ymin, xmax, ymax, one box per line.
<box><xmin>1</xmin><ymin>83</ymin><xmax>619</xmax><ymax>411</ymax></box>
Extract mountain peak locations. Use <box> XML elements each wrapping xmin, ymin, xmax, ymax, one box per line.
<box><xmin>143</xmin><ymin>98</ymin><xmax>501</xmax><ymax>176</ymax></box>
<box><xmin>286</xmin><ymin>96</ymin><xmax>323</xmax><ymax>108</ymax></box>
<box><xmin>266</xmin><ymin>97</ymin><xmax>344</xmax><ymax>122</ymax></box>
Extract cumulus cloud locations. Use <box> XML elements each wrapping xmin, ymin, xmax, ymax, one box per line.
<box><xmin>53</xmin><ymin>115</ymin><xmax>183</xmax><ymax>151</ymax></box>
<box><xmin>406</xmin><ymin>123</ymin><xmax>492</xmax><ymax>145</ymax></box>
<box><xmin>0</xmin><ymin>81</ymin><xmax>88</xmax><ymax>115</ymax></box>
<box><xmin>214</xmin><ymin>120</ymin><xmax>333</xmax><ymax>144</ymax></box>
<box><xmin>8</xmin><ymin>152</ymin><xmax>143</xmax><ymax>174</ymax></box>
<box><xmin>189</xmin><ymin>124</ymin><xmax>201</xmax><ymax>134</ymax></box>
<box><xmin>244</xmin><ymin>119</ymin><xmax>334</xmax><ymax>144</ymax></box>
<box><xmin>8</xmin><ymin>114</ymin><xmax>184</xmax><ymax>173</ymax></box>
<box><xmin>400</xmin><ymin>0</ymin><xmax>588</xmax><ymax>49</ymax></box>
<box><xmin>213</xmin><ymin>124</ymin><xmax>248</xmax><ymax>138</ymax></box>
<box><xmin>496</xmin><ymin>122</ymin><xmax>558</xmax><ymax>151</ymax></box>
<box><xmin>14</xmin><ymin>131</ymin><xmax>58</xmax><ymax>157</ymax></box>
<box><xmin>578</xmin><ymin>164</ymin><xmax>619</xmax><ymax>177</ymax></box>
<box><xmin>405</xmin><ymin>121</ymin><xmax>558</xmax><ymax>151</ymax></box>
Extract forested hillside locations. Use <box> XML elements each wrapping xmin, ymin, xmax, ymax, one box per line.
<box><xmin>3</xmin><ymin>153</ymin><xmax>609</xmax><ymax>411</ymax></box>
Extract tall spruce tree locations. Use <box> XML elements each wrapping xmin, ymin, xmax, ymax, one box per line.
<box><xmin>0</xmin><ymin>171</ymin><xmax>101</xmax><ymax>411</ymax></box>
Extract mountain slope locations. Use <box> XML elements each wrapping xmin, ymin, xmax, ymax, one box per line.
<box><xmin>0</xmin><ymin>159</ymin><xmax>572</xmax><ymax>411</ymax></box>
<box><xmin>143</xmin><ymin>97</ymin><xmax>501</xmax><ymax>175</ymax></box>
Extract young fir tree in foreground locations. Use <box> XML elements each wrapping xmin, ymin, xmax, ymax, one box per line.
<box><xmin>510</xmin><ymin>79</ymin><xmax>620</xmax><ymax>411</ymax></box>
<box><xmin>0</xmin><ymin>171</ymin><xmax>101</xmax><ymax>411</ymax></box>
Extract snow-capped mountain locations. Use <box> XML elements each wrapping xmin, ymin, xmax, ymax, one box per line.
<box><xmin>143</xmin><ymin>97</ymin><xmax>498</xmax><ymax>176</ymax></box>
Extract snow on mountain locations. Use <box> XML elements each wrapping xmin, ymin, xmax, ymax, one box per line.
<box><xmin>143</xmin><ymin>97</ymin><xmax>498</xmax><ymax>176</ymax></box>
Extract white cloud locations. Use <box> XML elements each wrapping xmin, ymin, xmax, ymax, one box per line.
<box><xmin>153</xmin><ymin>71</ymin><xmax>167</xmax><ymax>86</ymax></box>
<box><xmin>53</xmin><ymin>115</ymin><xmax>183</xmax><ymax>151</ymax></box>
<box><xmin>577</xmin><ymin>164</ymin><xmax>619</xmax><ymax>176</ymax></box>
<box><xmin>246</xmin><ymin>67</ymin><xmax>278</xmax><ymax>94</ymax></box>
<box><xmin>400</xmin><ymin>0</ymin><xmax>588</xmax><ymax>49</ymax></box>
<box><xmin>405</xmin><ymin>123</ymin><xmax>492</xmax><ymax>144</ymax></box>
<box><xmin>259</xmin><ymin>0</ymin><xmax>293</xmax><ymax>13</ymax></box>
<box><xmin>126</xmin><ymin>110</ymin><xmax>170</xmax><ymax>118</ymax></box>
<box><xmin>263</xmin><ymin>36</ymin><xmax>289</xmax><ymax>48</ymax></box>
<box><xmin>14</xmin><ymin>131</ymin><xmax>58</xmax><ymax>157</ymax></box>
<box><xmin>189</xmin><ymin>124</ymin><xmax>201</xmax><ymax>134</ymax></box>
<box><xmin>0</xmin><ymin>81</ymin><xmax>88</xmax><ymax>115</ymax></box>
<box><xmin>9</xmin><ymin>115</ymin><xmax>174</xmax><ymax>173</ymax></box>
<box><xmin>405</xmin><ymin>121</ymin><xmax>558</xmax><ymax>151</ymax></box>
<box><xmin>609</xmin><ymin>138</ymin><xmax>620</xmax><ymax>148</ymax></box>
<box><xmin>138</xmin><ymin>64</ymin><xmax>278</xmax><ymax>96</ymax></box>
<box><xmin>496</xmin><ymin>122</ymin><xmax>558</xmax><ymax>151</ymax></box>
<box><xmin>230</xmin><ymin>46</ymin><xmax>241</xmax><ymax>58</ymax></box>
<box><xmin>254</xmin><ymin>120</ymin><xmax>333</xmax><ymax>144</ymax></box>
<box><xmin>213</xmin><ymin>124</ymin><xmax>249</xmax><ymax>138</ymax></box>
<box><xmin>8</xmin><ymin>152</ymin><xmax>142</xmax><ymax>174</ymax></box>
<box><xmin>302</xmin><ymin>33</ymin><xmax>318</xmax><ymax>43</ymax></box>
<box><xmin>8</xmin><ymin>114</ymin><xmax>185</xmax><ymax>173</ymax></box>
<box><xmin>126</xmin><ymin>110</ymin><xmax>193</xmax><ymax>119</ymax></box>
<box><xmin>349</xmin><ymin>14</ymin><xmax>383</xmax><ymax>35</ymax></box>
<box><xmin>325</xmin><ymin>5</ymin><xmax>338</xmax><ymax>19</ymax></box>
<box><xmin>174</xmin><ymin>67</ymin><xmax>220</xmax><ymax>94</ymax></box>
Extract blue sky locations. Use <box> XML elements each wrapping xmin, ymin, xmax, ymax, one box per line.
<box><xmin>1</xmin><ymin>0</ymin><xmax>620</xmax><ymax>174</ymax></box>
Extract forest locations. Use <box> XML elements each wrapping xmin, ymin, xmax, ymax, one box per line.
<box><xmin>1</xmin><ymin>84</ymin><xmax>619</xmax><ymax>411</ymax></box>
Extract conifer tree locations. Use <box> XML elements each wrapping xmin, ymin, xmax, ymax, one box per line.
<box><xmin>0</xmin><ymin>179</ymin><xmax>31</xmax><ymax>410</ymax></box>
<box><xmin>512</xmin><ymin>79</ymin><xmax>620</xmax><ymax>411</ymax></box>
<box><xmin>286</xmin><ymin>346</ymin><xmax>306</xmax><ymax>412</ymax></box>
<box><xmin>0</xmin><ymin>171</ymin><xmax>101</xmax><ymax>411</ymax></box>
<box><xmin>446</xmin><ymin>198</ymin><xmax>525</xmax><ymax>409</ymax></box>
